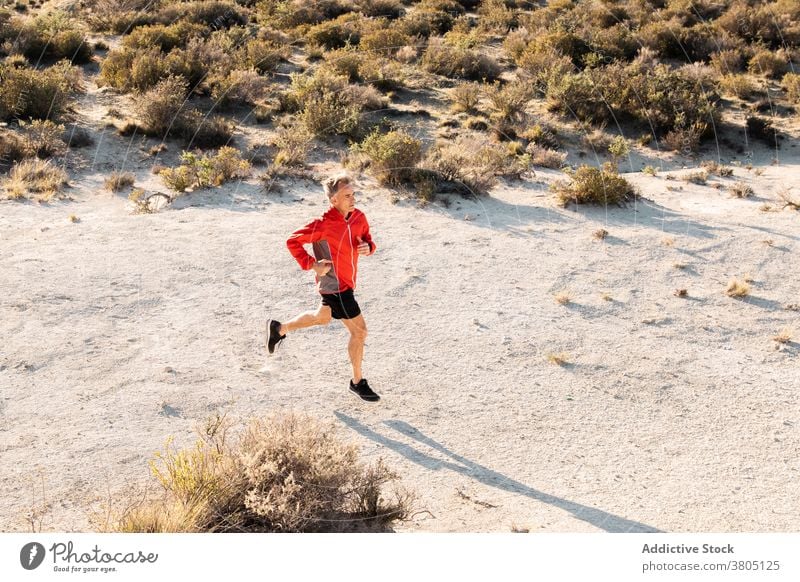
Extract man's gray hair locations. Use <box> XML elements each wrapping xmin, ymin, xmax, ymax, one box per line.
<box><xmin>322</xmin><ymin>173</ymin><xmax>351</xmax><ymax>199</ymax></box>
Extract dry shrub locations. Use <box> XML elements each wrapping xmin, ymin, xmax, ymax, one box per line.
<box><xmin>485</xmin><ymin>81</ymin><xmax>532</xmax><ymax>124</ymax></box>
<box><xmin>20</xmin><ymin>120</ymin><xmax>67</xmax><ymax>159</ymax></box>
<box><xmin>181</xmin><ymin>112</ymin><xmax>235</xmax><ymax>150</ymax></box>
<box><xmin>477</xmin><ymin>0</ymin><xmax>517</xmax><ymax>33</ymax></box>
<box><xmin>358</xmin><ymin>0</ymin><xmax>404</xmax><ymax>19</ymax></box>
<box><xmin>419</xmin><ymin>137</ymin><xmax>528</xmax><ymax>196</ymax></box>
<box><xmin>745</xmin><ymin>115</ymin><xmax>778</xmax><ymax>146</ymax></box>
<box><xmin>241</xmin><ymin>38</ymin><xmax>289</xmax><ymax>74</ymax></box>
<box><xmin>324</xmin><ymin>47</ymin><xmax>363</xmax><ymax>81</ymax></box>
<box><xmin>103</xmin><ymin>413</ymin><xmax>410</xmax><ymax>533</ymax></box>
<box><xmin>209</xmin><ymin>69</ymin><xmax>271</xmax><ymax>109</ymax></box>
<box><xmin>399</xmin><ymin>0</ymin><xmax>459</xmax><ymax>37</ymax></box>
<box><xmin>2</xmin><ymin>158</ymin><xmax>68</xmax><ymax>201</ymax></box>
<box><xmin>354</xmin><ymin>129</ymin><xmax>422</xmax><ymax>185</ymax></box>
<box><xmin>134</xmin><ymin>76</ymin><xmax>190</xmax><ymax>138</ymax></box>
<box><xmin>682</xmin><ymin>170</ymin><xmax>709</xmax><ymax>184</ymax></box>
<box><xmin>105</xmin><ymin>171</ymin><xmax>135</xmax><ymax>192</ymax></box>
<box><xmin>551</xmin><ymin>163</ymin><xmax>636</xmax><ymax>207</ymax></box>
<box><xmin>0</xmin><ymin>61</ymin><xmax>82</xmax><ymax>121</ymax></box>
<box><xmin>545</xmin><ymin>72</ymin><xmax>611</xmax><ymax>125</ymax></box>
<box><xmin>100</xmin><ymin>47</ymin><xmax>168</xmax><ymax>92</ymax></box>
<box><xmin>0</xmin><ymin>129</ymin><xmax>26</xmax><ymax>170</ymax></box>
<box><xmin>525</xmin><ymin>144</ymin><xmax>566</xmax><ymax>169</ymax></box>
<box><xmin>359</xmin><ymin>27</ymin><xmax>411</xmax><ymax>56</ymax></box>
<box><xmin>725</xmin><ymin>278</ymin><xmax>750</xmax><ymax>298</ymax></box>
<box><xmin>357</xmin><ymin>56</ymin><xmax>406</xmax><ymax>92</ymax></box>
<box><xmin>422</xmin><ymin>37</ymin><xmax>500</xmax><ymax>81</ymax></box>
<box><xmin>516</xmin><ymin>43</ymin><xmax>574</xmax><ymax>90</ymax></box>
<box><xmin>747</xmin><ymin>48</ymin><xmax>790</xmax><ymax>79</ymax></box>
<box><xmin>521</xmin><ymin>123</ymin><xmax>560</xmax><ymax>150</ymax></box>
<box><xmin>781</xmin><ymin>73</ymin><xmax>800</xmax><ymax>103</ymax></box>
<box><xmin>12</xmin><ymin>10</ymin><xmax>93</xmax><ymax>64</ymax></box>
<box><xmin>718</xmin><ymin>74</ymin><xmax>762</xmax><ymax>100</ymax></box>
<box><xmin>272</xmin><ymin>124</ymin><xmax>313</xmax><ymax>168</ymax></box>
<box><xmin>663</xmin><ymin>123</ymin><xmax>706</xmax><ymax>154</ymax></box>
<box><xmin>711</xmin><ymin>49</ymin><xmax>745</xmax><ymax>74</ymax></box>
<box><xmin>305</xmin><ymin>14</ymin><xmax>361</xmax><ymax>50</ymax></box>
<box><xmin>449</xmin><ymin>81</ymin><xmax>482</xmax><ymax>113</ymax></box>
<box><xmin>287</xmin><ymin>69</ymin><xmax>365</xmax><ymax>137</ymax></box>
<box><xmin>729</xmin><ymin>181</ymin><xmax>753</xmax><ymax>198</ymax></box>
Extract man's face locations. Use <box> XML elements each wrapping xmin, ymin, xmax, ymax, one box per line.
<box><xmin>331</xmin><ymin>183</ymin><xmax>356</xmax><ymax>214</ymax></box>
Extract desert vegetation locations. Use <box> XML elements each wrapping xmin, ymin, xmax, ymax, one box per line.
<box><xmin>96</xmin><ymin>413</ymin><xmax>411</xmax><ymax>533</ymax></box>
<box><xmin>0</xmin><ymin>1</ymin><xmax>797</xmax><ymax>206</ymax></box>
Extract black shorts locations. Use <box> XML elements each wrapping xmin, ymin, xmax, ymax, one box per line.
<box><xmin>320</xmin><ymin>289</ymin><xmax>361</xmax><ymax>320</ymax></box>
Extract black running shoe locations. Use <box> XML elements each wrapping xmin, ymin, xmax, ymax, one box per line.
<box><xmin>266</xmin><ymin>319</ymin><xmax>285</xmax><ymax>354</ymax></box>
<box><xmin>349</xmin><ymin>378</ymin><xmax>380</xmax><ymax>402</ymax></box>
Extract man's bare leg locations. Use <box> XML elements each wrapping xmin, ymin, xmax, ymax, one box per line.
<box><xmin>340</xmin><ymin>314</ymin><xmax>367</xmax><ymax>383</ymax></box>
<box><xmin>280</xmin><ymin>304</ymin><xmax>332</xmax><ymax>334</ymax></box>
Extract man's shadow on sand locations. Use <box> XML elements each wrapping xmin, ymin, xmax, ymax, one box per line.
<box><xmin>335</xmin><ymin>412</ymin><xmax>661</xmax><ymax>533</ymax></box>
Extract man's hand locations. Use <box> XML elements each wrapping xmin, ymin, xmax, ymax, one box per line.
<box><xmin>356</xmin><ymin>237</ymin><xmax>371</xmax><ymax>256</ymax></box>
<box><xmin>312</xmin><ymin>259</ymin><xmax>333</xmax><ymax>276</ymax></box>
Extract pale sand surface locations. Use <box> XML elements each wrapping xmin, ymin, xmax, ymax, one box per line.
<box><xmin>1</xmin><ymin>163</ymin><xmax>798</xmax><ymax>532</ymax></box>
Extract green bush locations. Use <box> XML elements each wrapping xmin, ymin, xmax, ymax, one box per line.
<box><xmin>354</xmin><ymin>129</ymin><xmax>422</xmax><ymax>185</ymax></box>
<box><xmin>551</xmin><ymin>163</ymin><xmax>636</xmax><ymax>206</ymax></box>
<box><xmin>161</xmin><ymin>147</ymin><xmax>250</xmax><ymax>192</ymax></box>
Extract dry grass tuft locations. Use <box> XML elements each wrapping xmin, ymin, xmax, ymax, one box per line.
<box><xmin>729</xmin><ymin>181</ymin><xmax>754</xmax><ymax>198</ymax></box>
<box><xmin>772</xmin><ymin>329</ymin><xmax>793</xmax><ymax>344</ymax></box>
<box><xmin>546</xmin><ymin>352</ymin><xmax>570</xmax><ymax>366</ymax></box>
<box><xmin>105</xmin><ymin>171</ymin><xmax>135</xmax><ymax>192</ymax></box>
<box><xmin>2</xmin><ymin>159</ymin><xmax>68</xmax><ymax>201</ymax></box>
<box><xmin>725</xmin><ymin>278</ymin><xmax>750</xmax><ymax>298</ymax></box>
<box><xmin>554</xmin><ymin>291</ymin><xmax>572</xmax><ymax>305</ymax></box>
<box><xmin>592</xmin><ymin>228</ymin><xmax>608</xmax><ymax>240</ymax></box>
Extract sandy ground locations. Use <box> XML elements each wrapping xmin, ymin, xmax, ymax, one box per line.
<box><xmin>2</xmin><ymin>153</ymin><xmax>799</xmax><ymax>532</ymax></box>
<box><xmin>1</xmin><ymin>39</ymin><xmax>800</xmax><ymax>531</ymax></box>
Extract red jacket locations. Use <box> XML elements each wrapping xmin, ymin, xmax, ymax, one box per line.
<box><xmin>286</xmin><ymin>207</ymin><xmax>376</xmax><ymax>294</ymax></box>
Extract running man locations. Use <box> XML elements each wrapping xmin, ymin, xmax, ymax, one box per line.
<box><xmin>266</xmin><ymin>173</ymin><xmax>380</xmax><ymax>402</ymax></box>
